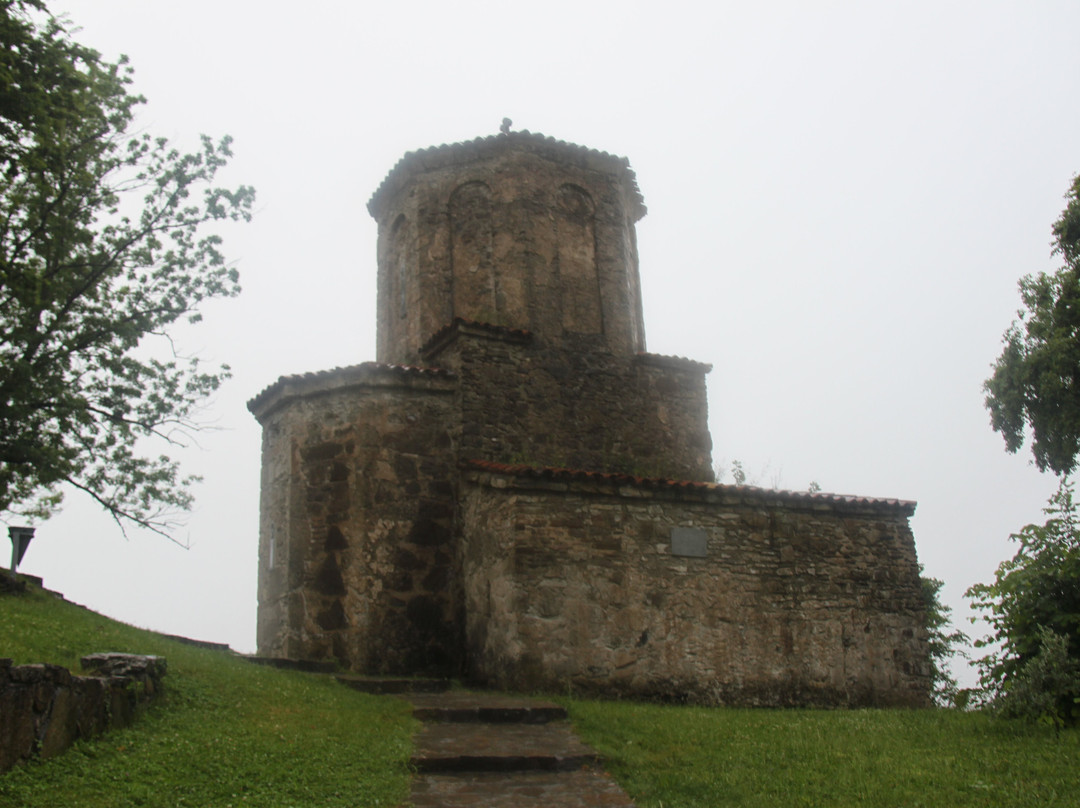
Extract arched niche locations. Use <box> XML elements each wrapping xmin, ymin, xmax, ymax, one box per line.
<box><xmin>556</xmin><ymin>184</ymin><xmax>602</xmax><ymax>334</ymax></box>
<box><xmin>448</xmin><ymin>182</ymin><xmax>496</xmax><ymax>322</ymax></box>
<box><xmin>390</xmin><ymin>213</ymin><xmax>410</xmax><ymax>321</ymax></box>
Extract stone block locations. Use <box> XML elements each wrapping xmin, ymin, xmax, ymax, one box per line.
<box><xmin>0</xmin><ymin>679</ymin><xmax>36</xmax><ymax>772</ymax></box>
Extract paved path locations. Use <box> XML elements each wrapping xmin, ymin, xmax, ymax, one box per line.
<box><xmin>405</xmin><ymin>691</ymin><xmax>637</xmax><ymax>807</ymax></box>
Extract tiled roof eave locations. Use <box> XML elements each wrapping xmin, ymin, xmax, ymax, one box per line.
<box><xmin>248</xmin><ymin>361</ymin><xmax>455</xmax><ymax>421</ymax></box>
<box><xmin>368</xmin><ymin>130</ymin><xmax>647</xmax><ymax>222</ymax></box>
<box><xmin>635</xmin><ymin>352</ymin><xmax>713</xmax><ymax>373</ymax></box>
<box><xmin>462</xmin><ymin>460</ymin><xmax>917</xmax><ymax>516</ymax></box>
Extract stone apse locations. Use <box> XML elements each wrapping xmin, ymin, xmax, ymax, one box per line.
<box><xmin>249</xmin><ymin>130</ymin><xmax>930</xmax><ymax>707</ymax></box>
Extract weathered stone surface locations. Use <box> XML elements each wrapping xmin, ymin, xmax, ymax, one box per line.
<box><xmin>81</xmin><ymin>653</ymin><xmax>167</xmax><ymax>681</ymax></box>
<box><xmin>411</xmin><ymin>771</ymin><xmax>637</xmax><ymax>808</ymax></box>
<box><xmin>335</xmin><ymin>675</ymin><xmax>451</xmax><ymax>695</ymax></box>
<box><xmin>243</xmin><ymin>656</ymin><xmax>337</xmax><ymax>673</ymax></box>
<box><xmin>409</xmin><ymin>692</ymin><xmax>567</xmax><ymax>724</ymax></box>
<box><xmin>0</xmin><ymin>654</ymin><xmax>166</xmax><ymax>773</ymax></box>
<box><xmin>0</xmin><ymin>659</ymin><xmax>37</xmax><ymax>773</ymax></box>
<box><xmin>413</xmin><ymin>722</ymin><xmax>600</xmax><ymax>772</ymax></box>
<box><xmin>427</xmin><ymin>325</ymin><xmax>713</xmax><ymax>482</ymax></box>
<box><xmin>368</xmin><ymin>133</ymin><xmax>647</xmax><ymax>366</ymax></box>
<box><xmin>251</xmin><ymin>365</ymin><xmax>459</xmax><ymax>674</ymax></box>
<box><xmin>407</xmin><ymin>690</ymin><xmax>636</xmax><ymax>807</ymax></box>
<box><xmin>460</xmin><ymin>469</ymin><xmax>928</xmax><ymax>707</ymax></box>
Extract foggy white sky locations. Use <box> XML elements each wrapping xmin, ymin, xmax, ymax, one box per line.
<box><xmin>13</xmin><ymin>0</ymin><xmax>1080</xmax><ymax>688</ymax></box>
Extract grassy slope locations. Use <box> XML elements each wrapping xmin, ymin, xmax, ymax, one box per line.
<box><xmin>568</xmin><ymin>699</ymin><xmax>1080</xmax><ymax>808</ymax></box>
<box><xmin>4</xmin><ymin>585</ymin><xmax>1079</xmax><ymax>807</ymax></box>
<box><xmin>0</xmin><ymin>586</ymin><xmax>414</xmax><ymax>808</ymax></box>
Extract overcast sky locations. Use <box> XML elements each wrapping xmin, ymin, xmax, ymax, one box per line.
<box><xmin>15</xmin><ymin>0</ymin><xmax>1080</xmax><ymax>688</ymax></box>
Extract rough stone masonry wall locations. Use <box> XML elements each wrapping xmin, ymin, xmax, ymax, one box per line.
<box><xmin>0</xmin><ymin>654</ymin><xmax>165</xmax><ymax>773</ymax></box>
<box><xmin>425</xmin><ymin>324</ymin><xmax>713</xmax><ymax>481</ymax></box>
<box><xmin>370</xmin><ymin>135</ymin><xmax>648</xmax><ymax>365</ymax></box>
<box><xmin>252</xmin><ymin>366</ymin><xmax>460</xmax><ymax>674</ymax></box>
<box><xmin>460</xmin><ymin>468</ymin><xmax>929</xmax><ymax>707</ymax></box>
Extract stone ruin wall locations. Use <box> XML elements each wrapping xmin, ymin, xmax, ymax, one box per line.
<box><xmin>1</xmin><ymin>654</ymin><xmax>166</xmax><ymax>773</ymax></box>
<box><xmin>460</xmin><ymin>466</ymin><xmax>930</xmax><ymax>708</ymax></box>
<box><xmin>253</xmin><ymin>365</ymin><xmax>460</xmax><ymax>674</ymax></box>
<box><xmin>424</xmin><ymin>323</ymin><xmax>714</xmax><ymax>481</ymax></box>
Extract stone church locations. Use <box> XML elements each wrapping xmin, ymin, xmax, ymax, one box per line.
<box><xmin>248</xmin><ymin>130</ymin><xmax>930</xmax><ymax>707</ymax></box>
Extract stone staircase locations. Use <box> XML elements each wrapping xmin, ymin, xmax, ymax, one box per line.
<box><xmin>409</xmin><ymin>692</ymin><xmax>636</xmax><ymax>807</ymax></box>
<box><xmin>339</xmin><ymin>679</ymin><xmax>636</xmax><ymax>807</ymax></box>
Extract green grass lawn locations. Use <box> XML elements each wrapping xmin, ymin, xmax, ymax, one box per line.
<box><xmin>567</xmin><ymin>699</ymin><xmax>1080</xmax><ymax>807</ymax></box>
<box><xmin>0</xmin><ymin>585</ymin><xmax>415</xmax><ymax>807</ymax></box>
<box><xmin>3</xmin><ymin>584</ymin><xmax>1079</xmax><ymax>807</ymax></box>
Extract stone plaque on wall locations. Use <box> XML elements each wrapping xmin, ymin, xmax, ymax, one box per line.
<box><xmin>671</xmin><ymin>527</ymin><xmax>708</xmax><ymax>558</ymax></box>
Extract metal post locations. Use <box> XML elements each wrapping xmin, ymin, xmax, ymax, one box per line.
<box><xmin>8</xmin><ymin>526</ymin><xmax>35</xmax><ymax>580</ymax></box>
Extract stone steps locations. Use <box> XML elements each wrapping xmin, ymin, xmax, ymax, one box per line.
<box><xmin>336</xmin><ymin>675</ymin><xmax>451</xmax><ymax>695</ymax></box>
<box><xmin>410</xmin><ymin>770</ymin><xmax>638</xmax><ymax>807</ymax></box>
<box><xmin>407</xmin><ymin>692</ymin><xmax>637</xmax><ymax>807</ymax></box>
<box><xmin>412</xmin><ymin>721</ymin><xmax>601</xmax><ymax>773</ymax></box>
<box><xmin>409</xmin><ymin>691</ymin><xmax>568</xmax><ymax>724</ymax></box>
<box><xmin>243</xmin><ymin>656</ymin><xmax>338</xmax><ymax>674</ymax></box>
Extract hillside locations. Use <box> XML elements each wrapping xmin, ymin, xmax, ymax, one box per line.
<box><xmin>3</xmin><ymin>584</ymin><xmax>1079</xmax><ymax>807</ymax></box>
<box><xmin>0</xmin><ymin>585</ymin><xmax>414</xmax><ymax>807</ymax></box>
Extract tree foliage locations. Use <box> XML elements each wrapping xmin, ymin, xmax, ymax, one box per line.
<box><xmin>0</xmin><ymin>1</ymin><xmax>254</xmax><ymax>538</ymax></box>
<box><xmin>966</xmin><ymin>482</ymin><xmax>1080</xmax><ymax>724</ymax></box>
<box><xmin>985</xmin><ymin>174</ymin><xmax>1080</xmax><ymax>476</ymax></box>
<box><xmin>919</xmin><ymin>570</ymin><xmax>968</xmax><ymax>706</ymax></box>
<box><xmin>993</xmin><ymin>627</ymin><xmax>1080</xmax><ymax>729</ymax></box>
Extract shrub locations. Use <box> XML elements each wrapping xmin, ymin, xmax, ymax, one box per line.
<box><xmin>967</xmin><ymin>481</ymin><xmax>1080</xmax><ymax>724</ymax></box>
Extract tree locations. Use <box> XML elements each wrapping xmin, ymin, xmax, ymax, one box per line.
<box><xmin>966</xmin><ymin>481</ymin><xmax>1080</xmax><ymax>724</ymax></box>
<box><xmin>0</xmin><ymin>1</ymin><xmax>254</xmax><ymax>539</ymax></box>
<box><xmin>984</xmin><ymin>174</ymin><xmax>1080</xmax><ymax>475</ymax></box>
<box><xmin>993</xmin><ymin>627</ymin><xmax>1080</xmax><ymax>728</ymax></box>
<box><xmin>920</xmin><ymin>570</ymin><xmax>969</xmax><ymax>706</ymax></box>
<box><xmin>976</xmin><ymin>174</ymin><xmax>1080</xmax><ymax>723</ymax></box>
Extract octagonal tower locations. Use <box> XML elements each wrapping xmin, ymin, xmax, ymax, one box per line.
<box><xmin>367</xmin><ymin>131</ymin><xmax>648</xmax><ymax>365</ymax></box>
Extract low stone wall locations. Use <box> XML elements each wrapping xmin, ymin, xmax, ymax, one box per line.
<box><xmin>460</xmin><ymin>465</ymin><xmax>930</xmax><ymax>708</ymax></box>
<box><xmin>0</xmin><ymin>653</ymin><xmax>166</xmax><ymax>773</ymax></box>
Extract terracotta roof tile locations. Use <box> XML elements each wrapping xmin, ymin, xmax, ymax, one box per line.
<box><xmin>248</xmin><ymin>361</ymin><xmax>453</xmax><ymax>417</ymax></box>
<box><xmin>464</xmin><ymin>460</ymin><xmax>916</xmax><ymax>514</ymax></box>
<box><xmin>635</xmin><ymin>352</ymin><xmax>713</xmax><ymax>373</ymax></box>
<box><xmin>368</xmin><ymin>130</ymin><xmax>647</xmax><ymax>222</ymax></box>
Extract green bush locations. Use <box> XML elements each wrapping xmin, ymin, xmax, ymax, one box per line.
<box><xmin>967</xmin><ymin>481</ymin><xmax>1080</xmax><ymax>724</ymax></box>
<box><xmin>995</xmin><ymin>627</ymin><xmax>1080</xmax><ymax>728</ymax></box>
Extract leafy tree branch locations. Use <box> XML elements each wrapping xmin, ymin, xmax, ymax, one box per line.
<box><xmin>985</xmin><ymin>174</ymin><xmax>1080</xmax><ymax>476</ymax></box>
<box><xmin>0</xmin><ymin>0</ymin><xmax>254</xmax><ymax>539</ymax></box>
